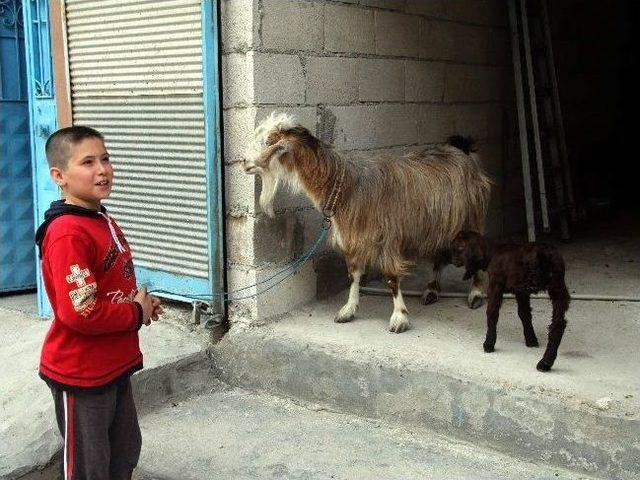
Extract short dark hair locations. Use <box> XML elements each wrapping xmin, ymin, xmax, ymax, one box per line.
<box><xmin>45</xmin><ymin>126</ymin><xmax>104</xmax><ymax>169</ymax></box>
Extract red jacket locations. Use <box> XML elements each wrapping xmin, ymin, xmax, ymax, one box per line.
<box><xmin>36</xmin><ymin>201</ymin><xmax>143</xmax><ymax>390</ymax></box>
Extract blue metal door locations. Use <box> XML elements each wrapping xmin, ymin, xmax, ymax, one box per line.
<box><xmin>0</xmin><ymin>0</ymin><xmax>36</xmax><ymax>292</ymax></box>
<box><xmin>22</xmin><ymin>0</ymin><xmax>57</xmax><ymax>315</ymax></box>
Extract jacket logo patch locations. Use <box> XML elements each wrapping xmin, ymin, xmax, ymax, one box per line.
<box><xmin>104</xmin><ymin>242</ymin><xmax>119</xmax><ymax>272</ymax></box>
<box><xmin>66</xmin><ymin>264</ymin><xmax>90</xmax><ymax>287</ymax></box>
<box><xmin>69</xmin><ymin>282</ymin><xmax>98</xmax><ymax>314</ymax></box>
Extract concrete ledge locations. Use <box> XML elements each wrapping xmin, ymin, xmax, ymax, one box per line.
<box><xmin>213</xmin><ymin>295</ymin><xmax>640</xmax><ymax>480</ymax></box>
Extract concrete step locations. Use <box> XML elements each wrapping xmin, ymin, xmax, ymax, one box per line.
<box><xmin>0</xmin><ymin>304</ymin><xmax>213</xmax><ymax>480</ymax></box>
<box><xmin>212</xmin><ymin>295</ymin><xmax>640</xmax><ymax>480</ymax></box>
<box><xmin>135</xmin><ymin>387</ymin><xmax>594</xmax><ymax>480</ymax></box>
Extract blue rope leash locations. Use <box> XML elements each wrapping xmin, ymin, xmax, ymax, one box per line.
<box><xmin>148</xmin><ymin>217</ymin><xmax>331</xmax><ymax>303</ymax></box>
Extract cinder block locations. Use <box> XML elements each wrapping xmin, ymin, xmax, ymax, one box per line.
<box><xmin>252</xmin><ymin>53</ymin><xmax>305</xmax><ymax>104</ymax></box>
<box><xmin>325</xmin><ymin>4</ymin><xmax>375</xmax><ymax>54</ymax></box>
<box><xmin>405</xmin><ymin>60</ymin><xmax>445</xmax><ymax>102</ymax></box>
<box><xmin>255</xmin><ymin>261</ymin><xmax>317</xmax><ymax>320</ymax></box>
<box><xmin>331</xmin><ymin>105</ymin><xmax>379</xmax><ymax>150</ymax></box>
<box><xmin>453</xmin><ymin>24</ymin><xmax>489</xmax><ymax>64</ymax></box>
<box><xmin>253</xmin><ymin>210</ymin><xmax>307</xmax><ymax>264</ymax></box>
<box><xmin>261</xmin><ymin>0</ymin><xmax>323</xmax><ymax>52</ymax></box>
<box><xmin>360</xmin><ymin>0</ymin><xmax>405</xmax><ymax>10</ymax></box>
<box><xmin>357</xmin><ymin>58</ymin><xmax>404</xmax><ymax>102</ymax></box>
<box><xmin>224</xmin><ymin>161</ymin><xmax>257</xmax><ymax>216</ymax></box>
<box><xmin>443</xmin><ymin>64</ymin><xmax>506</xmax><ymax>102</ymax></box>
<box><xmin>220</xmin><ymin>0</ymin><xmax>255</xmax><ymax>53</ymax></box>
<box><xmin>419</xmin><ymin>19</ymin><xmax>455</xmax><ymax>60</ymax></box>
<box><xmin>306</xmin><ymin>57</ymin><xmax>358</xmax><ymax>104</ymax></box>
<box><xmin>221</xmin><ymin>54</ymin><xmax>253</xmax><ymax>108</ymax></box>
<box><xmin>375</xmin><ymin>11</ymin><xmax>419</xmax><ymax>57</ymax></box>
<box><xmin>453</xmin><ymin>104</ymin><xmax>504</xmax><ymax>142</ymax></box>
<box><xmin>487</xmin><ymin>28</ymin><xmax>510</xmax><ymax>65</ymax></box>
<box><xmin>445</xmin><ymin>0</ymin><xmax>507</xmax><ymax>26</ymax></box>
<box><xmin>405</xmin><ymin>0</ymin><xmax>447</xmax><ymax>17</ymax></box>
<box><xmin>373</xmin><ymin>104</ymin><xmax>420</xmax><ymax>147</ymax></box>
<box><xmin>226</xmin><ymin>214</ymin><xmax>255</xmax><ymax>265</ymax></box>
<box><xmin>223</xmin><ymin>107</ymin><xmax>256</xmax><ymax>164</ymax></box>
<box><xmin>418</xmin><ymin>103</ymin><xmax>456</xmax><ymax>143</ymax></box>
<box><xmin>332</xmin><ymin>104</ymin><xmax>419</xmax><ymax>150</ymax></box>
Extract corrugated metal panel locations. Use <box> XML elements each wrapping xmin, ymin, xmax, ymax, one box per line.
<box><xmin>66</xmin><ymin>0</ymin><xmax>209</xmax><ymax>279</ymax></box>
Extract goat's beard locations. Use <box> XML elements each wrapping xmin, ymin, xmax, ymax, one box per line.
<box><xmin>258</xmin><ymin>170</ymin><xmax>279</xmax><ymax>217</ymax></box>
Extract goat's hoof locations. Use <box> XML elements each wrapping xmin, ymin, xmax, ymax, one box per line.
<box><xmin>389</xmin><ymin>314</ymin><xmax>410</xmax><ymax>333</ymax></box>
<box><xmin>526</xmin><ymin>338</ymin><xmax>540</xmax><ymax>348</ymax></box>
<box><xmin>421</xmin><ymin>291</ymin><xmax>439</xmax><ymax>305</ymax></box>
<box><xmin>468</xmin><ymin>294</ymin><xmax>484</xmax><ymax>309</ymax></box>
<box><xmin>483</xmin><ymin>343</ymin><xmax>495</xmax><ymax>353</ymax></box>
<box><xmin>536</xmin><ymin>360</ymin><xmax>552</xmax><ymax>372</ymax></box>
<box><xmin>334</xmin><ymin>313</ymin><xmax>354</xmax><ymax>324</ymax></box>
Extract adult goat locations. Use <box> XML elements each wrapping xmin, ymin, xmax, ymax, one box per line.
<box><xmin>243</xmin><ymin>112</ymin><xmax>492</xmax><ymax>333</ymax></box>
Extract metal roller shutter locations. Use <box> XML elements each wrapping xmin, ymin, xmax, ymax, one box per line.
<box><xmin>65</xmin><ymin>0</ymin><xmax>210</xmax><ymax>282</ymax></box>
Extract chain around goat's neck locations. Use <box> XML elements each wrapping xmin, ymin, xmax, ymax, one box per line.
<box><xmin>323</xmin><ymin>160</ymin><xmax>346</xmax><ymax>218</ymax></box>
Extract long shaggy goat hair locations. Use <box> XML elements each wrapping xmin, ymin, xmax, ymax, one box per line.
<box><xmin>244</xmin><ymin>112</ymin><xmax>492</xmax><ymax>333</ymax></box>
<box><xmin>451</xmin><ymin>230</ymin><xmax>570</xmax><ymax>371</ymax></box>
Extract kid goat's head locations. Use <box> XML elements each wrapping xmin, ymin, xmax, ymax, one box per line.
<box><xmin>243</xmin><ymin>112</ymin><xmax>318</xmax><ymax>217</ymax></box>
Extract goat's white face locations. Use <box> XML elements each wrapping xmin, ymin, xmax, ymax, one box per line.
<box><xmin>243</xmin><ymin>112</ymin><xmax>298</xmax><ymax>216</ymax></box>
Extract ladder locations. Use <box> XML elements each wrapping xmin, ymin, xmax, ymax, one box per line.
<box><xmin>508</xmin><ymin>0</ymin><xmax>575</xmax><ymax>241</ymax></box>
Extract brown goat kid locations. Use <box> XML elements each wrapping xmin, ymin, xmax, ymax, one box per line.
<box><xmin>243</xmin><ymin>112</ymin><xmax>492</xmax><ymax>333</ymax></box>
<box><xmin>451</xmin><ymin>231</ymin><xmax>570</xmax><ymax>371</ymax></box>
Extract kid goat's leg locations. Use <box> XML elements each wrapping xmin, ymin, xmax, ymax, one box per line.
<box><xmin>422</xmin><ymin>250</ymin><xmax>451</xmax><ymax>305</ymax></box>
<box><xmin>536</xmin><ymin>281</ymin><xmax>570</xmax><ymax>371</ymax></box>
<box><xmin>335</xmin><ymin>263</ymin><xmax>364</xmax><ymax>323</ymax></box>
<box><xmin>483</xmin><ymin>281</ymin><xmax>504</xmax><ymax>352</ymax></box>
<box><xmin>468</xmin><ymin>270</ymin><xmax>486</xmax><ymax>309</ymax></box>
<box><xmin>422</xmin><ymin>250</ymin><xmax>450</xmax><ymax>305</ymax></box>
<box><xmin>386</xmin><ymin>275</ymin><xmax>410</xmax><ymax>333</ymax></box>
<box><xmin>516</xmin><ymin>293</ymin><xmax>539</xmax><ymax>347</ymax></box>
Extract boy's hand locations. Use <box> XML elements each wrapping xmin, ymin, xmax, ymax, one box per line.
<box><xmin>133</xmin><ymin>288</ymin><xmax>155</xmax><ymax>326</ymax></box>
<box><xmin>150</xmin><ymin>295</ymin><xmax>163</xmax><ymax>322</ymax></box>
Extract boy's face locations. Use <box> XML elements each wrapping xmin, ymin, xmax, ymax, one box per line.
<box><xmin>50</xmin><ymin>137</ymin><xmax>113</xmax><ymax>210</ymax></box>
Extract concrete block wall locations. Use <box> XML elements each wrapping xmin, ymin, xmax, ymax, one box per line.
<box><xmin>220</xmin><ymin>0</ymin><xmax>521</xmax><ymax>326</ymax></box>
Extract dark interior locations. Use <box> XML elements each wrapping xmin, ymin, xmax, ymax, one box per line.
<box><xmin>549</xmin><ymin>0</ymin><xmax>639</xmax><ymax>228</ymax></box>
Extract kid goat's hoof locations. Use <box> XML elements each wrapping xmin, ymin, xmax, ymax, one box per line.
<box><xmin>421</xmin><ymin>291</ymin><xmax>439</xmax><ymax>305</ymax></box>
<box><xmin>483</xmin><ymin>343</ymin><xmax>495</xmax><ymax>353</ymax></box>
<box><xmin>526</xmin><ymin>338</ymin><xmax>540</xmax><ymax>348</ymax></box>
<box><xmin>536</xmin><ymin>360</ymin><xmax>552</xmax><ymax>372</ymax></box>
<box><xmin>468</xmin><ymin>293</ymin><xmax>484</xmax><ymax>309</ymax></box>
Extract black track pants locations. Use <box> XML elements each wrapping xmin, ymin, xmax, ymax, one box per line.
<box><xmin>50</xmin><ymin>378</ymin><xmax>142</xmax><ymax>480</ymax></box>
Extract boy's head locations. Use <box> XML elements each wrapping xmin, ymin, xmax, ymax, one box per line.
<box><xmin>46</xmin><ymin>126</ymin><xmax>113</xmax><ymax>210</ymax></box>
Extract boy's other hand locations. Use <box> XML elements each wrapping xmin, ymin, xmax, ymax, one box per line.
<box><xmin>133</xmin><ymin>287</ymin><xmax>155</xmax><ymax>326</ymax></box>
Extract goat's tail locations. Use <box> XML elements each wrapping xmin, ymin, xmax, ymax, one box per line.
<box><xmin>447</xmin><ymin>135</ymin><xmax>476</xmax><ymax>155</ymax></box>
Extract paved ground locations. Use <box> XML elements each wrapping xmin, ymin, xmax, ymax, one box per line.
<box><xmin>135</xmin><ymin>387</ymin><xmax>594</xmax><ymax>480</ymax></box>
<box><xmin>0</xmin><ymin>298</ymin><xmax>212</xmax><ymax>480</ymax></box>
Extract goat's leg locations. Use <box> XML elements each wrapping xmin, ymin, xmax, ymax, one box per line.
<box><xmin>386</xmin><ymin>275</ymin><xmax>410</xmax><ymax>333</ymax></box>
<box><xmin>516</xmin><ymin>293</ymin><xmax>539</xmax><ymax>347</ymax></box>
<box><xmin>334</xmin><ymin>264</ymin><xmax>363</xmax><ymax>323</ymax></box>
<box><xmin>468</xmin><ymin>270</ymin><xmax>486</xmax><ymax>309</ymax></box>
<box><xmin>536</xmin><ymin>282</ymin><xmax>570</xmax><ymax>372</ymax></box>
<box><xmin>421</xmin><ymin>250</ymin><xmax>450</xmax><ymax>305</ymax></box>
<box><xmin>483</xmin><ymin>282</ymin><xmax>504</xmax><ymax>352</ymax></box>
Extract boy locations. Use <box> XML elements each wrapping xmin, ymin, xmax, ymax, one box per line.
<box><xmin>35</xmin><ymin>126</ymin><xmax>161</xmax><ymax>480</ymax></box>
